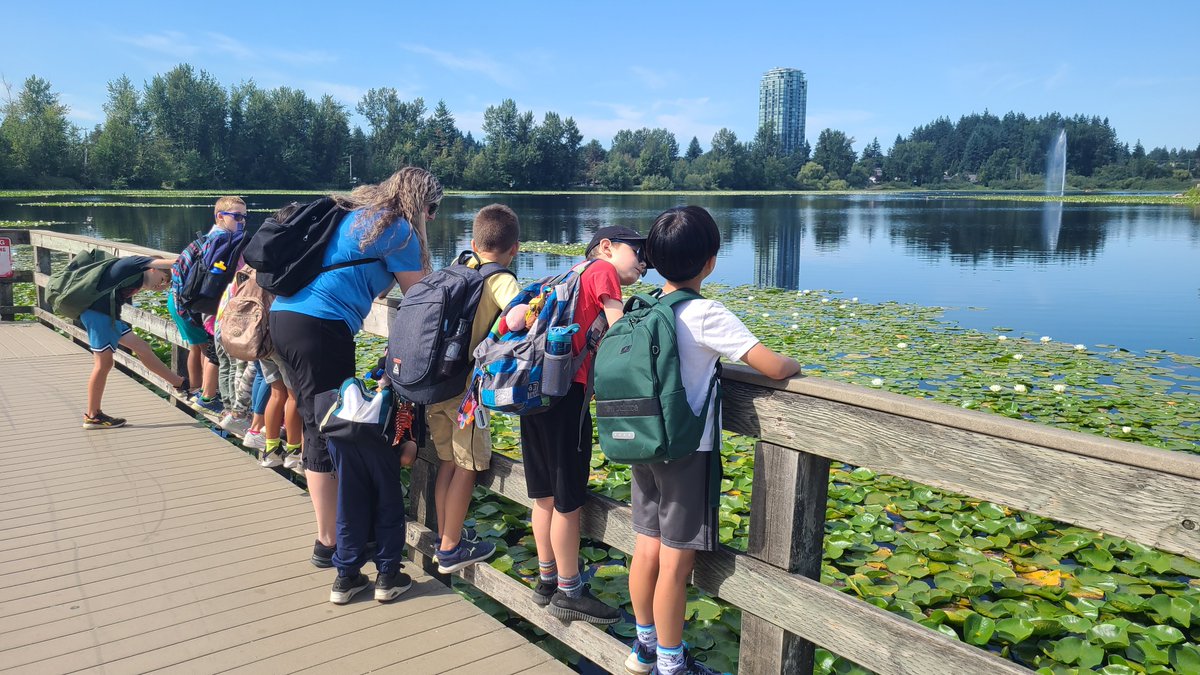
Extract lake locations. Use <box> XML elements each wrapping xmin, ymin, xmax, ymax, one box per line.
<box><xmin>3</xmin><ymin>192</ymin><xmax>1197</xmax><ymax>356</ymax></box>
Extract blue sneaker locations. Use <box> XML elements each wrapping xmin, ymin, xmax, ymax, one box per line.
<box><xmin>436</xmin><ymin>539</ymin><xmax>497</xmax><ymax>574</ymax></box>
<box><xmin>625</xmin><ymin>641</ymin><xmax>655</xmax><ymax>674</ymax></box>
<box><xmin>192</xmin><ymin>395</ymin><xmax>225</xmax><ymax>415</ymax></box>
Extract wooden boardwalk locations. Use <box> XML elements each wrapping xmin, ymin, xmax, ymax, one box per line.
<box><xmin>0</xmin><ymin>322</ymin><xmax>567</xmax><ymax>675</ymax></box>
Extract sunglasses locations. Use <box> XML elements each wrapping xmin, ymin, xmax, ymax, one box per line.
<box><xmin>426</xmin><ymin>202</ymin><xmax>440</xmax><ymax>217</ymax></box>
<box><xmin>612</xmin><ymin>238</ymin><xmax>646</xmax><ymax>264</ymax></box>
<box><xmin>219</xmin><ymin>211</ymin><xmax>247</xmax><ymax>221</ymax></box>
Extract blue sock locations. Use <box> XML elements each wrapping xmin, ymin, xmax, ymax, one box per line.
<box><xmin>557</xmin><ymin>572</ymin><xmax>583</xmax><ymax>598</ymax></box>
<box><xmin>538</xmin><ymin>560</ymin><xmax>557</xmax><ymax>584</ymax></box>
<box><xmin>636</xmin><ymin>622</ymin><xmax>657</xmax><ymax>650</ymax></box>
<box><xmin>657</xmin><ymin>643</ymin><xmax>686</xmax><ymax>675</ymax></box>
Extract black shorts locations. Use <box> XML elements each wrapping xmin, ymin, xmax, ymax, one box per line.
<box><xmin>519</xmin><ymin>383</ymin><xmax>593</xmax><ymax>513</ymax></box>
<box><xmin>631</xmin><ymin>450</ymin><xmax>720</xmax><ymax>551</ymax></box>
<box><xmin>269</xmin><ymin>311</ymin><xmax>356</xmax><ymax>473</ymax></box>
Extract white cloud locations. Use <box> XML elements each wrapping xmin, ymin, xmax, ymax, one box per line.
<box><xmin>570</xmin><ymin>98</ymin><xmax>724</xmax><ymax>147</ymax></box>
<box><xmin>120</xmin><ymin>31</ymin><xmax>199</xmax><ymax>60</ymax></box>
<box><xmin>403</xmin><ymin>44</ymin><xmax>518</xmax><ymax>87</ymax></box>
<box><xmin>630</xmin><ymin>66</ymin><xmax>672</xmax><ymax>90</ymax></box>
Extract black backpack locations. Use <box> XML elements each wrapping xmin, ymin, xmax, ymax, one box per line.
<box><xmin>242</xmin><ymin>197</ymin><xmax>377</xmax><ymax>297</ymax></box>
<box><xmin>387</xmin><ymin>251</ymin><xmax>515</xmax><ymax>404</ymax></box>
<box><xmin>177</xmin><ymin>229</ymin><xmax>247</xmax><ymax>315</ymax></box>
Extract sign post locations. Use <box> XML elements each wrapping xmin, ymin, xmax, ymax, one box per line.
<box><xmin>0</xmin><ymin>237</ymin><xmax>12</xmax><ymax>279</ymax></box>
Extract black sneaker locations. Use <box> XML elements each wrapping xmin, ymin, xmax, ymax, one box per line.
<box><xmin>664</xmin><ymin>648</ymin><xmax>726</xmax><ymax>675</ymax></box>
<box><xmin>173</xmin><ymin>375</ymin><xmax>190</xmax><ymax>396</ymax></box>
<box><xmin>437</xmin><ymin>539</ymin><xmax>497</xmax><ymax>574</ymax></box>
<box><xmin>311</xmin><ymin>540</ymin><xmax>335</xmax><ymax>568</ymax></box>
<box><xmin>434</xmin><ymin>527</ymin><xmax>480</xmax><ymax>550</ymax></box>
<box><xmin>374</xmin><ymin>570</ymin><xmax>413</xmax><ymax>602</ymax></box>
<box><xmin>547</xmin><ymin>587</ymin><xmax>620</xmax><ymax>624</ymax></box>
<box><xmin>83</xmin><ymin>411</ymin><xmax>126</xmax><ymax>430</ymax></box>
<box><xmin>329</xmin><ymin>572</ymin><xmax>370</xmax><ymax>604</ymax></box>
<box><xmin>625</xmin><ymin>640</ymin><xmax>656</xmax><ymax>674</ymax></box>
<box><xmin>532</xmin><ymin>578</ymin><xmax>557</xmax><ymax>606</ymax></box>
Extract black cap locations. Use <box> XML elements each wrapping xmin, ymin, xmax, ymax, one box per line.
<box><xmin>584</xmin><ymin>225</ymin><xmax>649</xmax><ymax>263</ymax></box>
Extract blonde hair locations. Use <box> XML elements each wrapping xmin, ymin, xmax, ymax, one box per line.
<box><xmin>333</xmin><ymin>167</ymin><xmax>443</xmax><ymax>273</ymax></box>
<box><xmin>214</xmin><ymin>196</ymin><xmax>246</xmax><ymax>218</ymax></box>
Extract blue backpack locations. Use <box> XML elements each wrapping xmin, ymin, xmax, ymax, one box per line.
<box><xmin>462</xmin><ymin>261</ymin><xmax>605</xmax><ymax>419</ymax></box>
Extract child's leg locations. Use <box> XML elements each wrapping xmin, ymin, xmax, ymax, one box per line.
<box><xmin>531</xmin><ymin>498</ymin><xmax>556</xmax><ymax>570</ymax></box>
<box><xmin>186</xmin><ymin>345</ymin><xmax>204</xmax><ymax>393</ymax></box>
<box><xmin>653</xmin><ymin>546</ymin><xmax>697</xmax><ymax>649</ymax></box>
<box><xmin>119</xmin><ymin>332</ymin><xmax>183</xmax><ymax>387</ymax></box>
<box><xmin>216</xmin><ymin>340</ymin><xmax>234</xmax><ymax>403</ymax></box>
<box><xmin>201</xmin><ymin>342</ymin><xmax>219</xmax><ymax>399</ymax></box>
<box><xmin>434</xmin><ymin>460</ymin><xmax>456</xmax><ymax>538</ymax></box>
<box><xmin>264</xmin><ymin>381</ymin><xmax>287</xmax><ymax>443</ymax></box>
<box><xmin>630</xmin><ymin>533</ymin><xmax>661</xmax><ymax>627</ymax></box>
<box><xmin>369</xmin><ymin>442</ymin><xmax>408</xmax><ymax>576</ymax></box>
<box><xmin>328</xmin><ymin>439</ymin><xmax>371</xmax><ymax>574</ymax></box>
<box><xmin>86</xmin><ymin>350</ymin><xmax>115</xmax><ymax>416</ymax></box>
<box><xmin>550</xmin><ymin>508</ymin><xmax>583</xmax><ymax>580</ymax></box>
<box><xmin>283</xmin><ymin>392</ymin><xmax>302</xmax><ymax>445</ymax></box>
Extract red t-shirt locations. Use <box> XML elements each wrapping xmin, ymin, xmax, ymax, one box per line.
<box><xmin>571</xmin><ymin>259</ymin><xmax>623</xmax><ymax>385</ymax></box>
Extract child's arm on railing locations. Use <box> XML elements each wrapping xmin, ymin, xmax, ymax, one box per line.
<box><xmin>741</xmin><ymin>343</ymin><xmax>801</xmax><ymax>380</ymax></box>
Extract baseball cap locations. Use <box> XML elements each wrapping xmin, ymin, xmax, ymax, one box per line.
<box><xmin>584</xmin><ymin>226</ymin><xmax>651</xmax><ymax>267</ymax></box>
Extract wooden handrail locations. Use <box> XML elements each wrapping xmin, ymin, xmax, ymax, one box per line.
<box><xmin>17</xmin><ymin>229</ymin><xmax>1200</xmax><ymax>675</ymax></box>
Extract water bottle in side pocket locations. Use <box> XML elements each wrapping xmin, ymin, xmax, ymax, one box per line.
<box><xmin>542</xmin><ymin>323</ymin><xmax>579</xmax><ymax>397</ymax></box>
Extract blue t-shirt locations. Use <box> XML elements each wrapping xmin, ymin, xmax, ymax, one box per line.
<box><xmin>271</xmin><ymin>209</ymin><xmax>422</xmax><ymax>334</ymax></box>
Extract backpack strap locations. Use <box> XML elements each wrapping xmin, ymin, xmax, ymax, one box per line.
<box><xmin>317</xmin><ymin>258</ymin><xmax>380</xmax><ymax>274</ymax></box>
<box><xmin>457</xmin><ymin>249</ymin><xmax>516</xmax><ymax>282</ymax></box>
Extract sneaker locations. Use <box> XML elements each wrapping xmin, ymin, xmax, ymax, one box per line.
<box><xmin>626</xmin><ymin>642</ymin><xmax>656</xmax><ymax>675</ymax></box>
<box><xmin>83</xmin><ymin>411</ymin><xmax>126</xmax><ymax>430</ymax></box>
<box><xmin>220</xmin><ymin>412</ymin><xmax>250</xmax><ymax>436</ymax></box>
<box><xmin>193</xmin><ymin>395</ymin><xmax>225</xmax><ymax>415</ymax></box>
<box><xmin>283</xmin><ymin>448</ymin><xmax>303</xmax><ymax>470</ymax></box>
<box><xmin>436</xmin><ymin>539</ymin><xmax>497</xmax><ymax>574</ymax></box>
<box><xmin>655</xmin><ymin>647</ymin><xmax>726</xmax><ymax>675</ymax></box>
<box><xmin>329</xmin><ymin>572</ymin><xmax>370</xmax><ymax>605</ymax></box>
<box><xmin>434</xmin><ymin>527</ymin><xmax>480</xmax><ymax>550</ymax></box>
<box><xmin>173</xmin><ymin>375</ymin><xmax>191</xmax><ymax>396</ymax></box>
<box><xmin>532</xmin><ymin>578</ymin><xmax>557</xmax><ymax>607</ymax></box>
<box><xmin>243</xmin><ymin>429</ymin><xmax>267</xmax><ymax>450</ymax></box>
<box><xmin>312</xmin><ymin>540</ymin><xmax>335</xmax><ymax>568</ymax></box>
<box><xmin>374</xmin><ymin>570</ymin><xmax>413</xmax><ymax>602</ymax></box>
<box><xmin>547</xmin><ymin>587</ymin><xmax>620</xmax><ymax>624</ymax></box>
<box><xmin>259</xmin><ymin>449</ymin><xmax>284</xmax><ymax>468</ymax></box>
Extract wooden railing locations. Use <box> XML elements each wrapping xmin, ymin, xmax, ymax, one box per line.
<box><xmin>7</xmin><ymin>229</ymin><xmax>1200</xmax><ymax>675</ymax></box>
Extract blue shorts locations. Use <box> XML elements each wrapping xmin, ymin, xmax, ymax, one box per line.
<box><xmin>80</xmin><ymin>310</ymin><xmax>133</xmax><ymax>353</ymax></box>
<box><xmin>167</xmin><ymin>292</ymin><xmax>210</xmax><ymax>346</ymax></box>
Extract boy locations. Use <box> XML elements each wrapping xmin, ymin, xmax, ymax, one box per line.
<box><xmin>524</xmin><ymin>225</ymin><xmax>647</xmax><ymax>624</ymax></box>
<box><xmin>168</xmin><ymin>196</ymin><xmax>246</xmax><ymax>413</ymax></box>
<box><xmin>80</xmin><ymin>256</ymin><xmax>188</xmax><ymax>428</ymax></box>
<box><xmin>626</xmin><ymin>206</ymin><xmax>800</xmax><ymax>675</ymax></box>
<box><xmin>431</xmin><ymin>204</ymin><xmax>522</xmax><ymax>573</ymax></box>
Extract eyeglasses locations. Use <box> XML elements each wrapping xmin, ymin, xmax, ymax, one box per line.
<box><xmin>426</xmin><ymin>202</ymin><xmax>440</xmax><ymax>218</ymax></box>
<box><xmin>219</xmin><ymin>211</ymin><xmax>247</xmax><ymax>221</ymax></box>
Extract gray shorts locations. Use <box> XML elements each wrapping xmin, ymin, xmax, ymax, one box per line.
<box><xmin>258</xmin><ymin>352</ymin><xmax>295</xmax><ymax>390</ymax></box>
<box><xmin>630</xmin><ymin>450</ymin><xmax>720</xmax><ymax>551</ymax></box>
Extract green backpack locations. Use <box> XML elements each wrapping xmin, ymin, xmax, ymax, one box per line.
<box><xmin>46</xmin><ymin>248</ymin><xmax>123</xmax><ymax>320</ymax></box>
<box><xmin>594</xmin><ymin>288</ymin><xmax>720</xmax><ymax>464</ymax></box>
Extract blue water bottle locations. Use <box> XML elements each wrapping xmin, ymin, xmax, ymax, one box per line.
<box><xmin>543</xmin><ymin>324</ymin><xmax>578</xmax><ymax>397</ymax></box>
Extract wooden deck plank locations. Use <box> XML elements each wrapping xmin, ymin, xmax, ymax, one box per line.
<box><xmin>0</xmin><ymin>323</ymin><xmax>555</xmax><ymax>675</ymax></box>
<box><xmin>378</xmin><ymin>621</ymin><xmax>540</xmax><ymax>674</ymax></box>
<box><xmin>429</xmin><ymin>642</ymin><xmax>560</xmax><ymax>675</ymax></box>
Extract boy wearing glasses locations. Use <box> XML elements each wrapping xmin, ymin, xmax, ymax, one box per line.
<box><xmin>168</xmin><ymin>196</ymin><xmax>248</xmax><ymax>412</ymax></box>
<box><xmin>522</xmin><ymin>225</ymin><xmax>647</xmax><ymax>624</ymax></box>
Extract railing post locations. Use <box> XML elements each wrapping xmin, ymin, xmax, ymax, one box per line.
<box><xmin>407</xmin><ymin>450</ymin><xmax>443</xmax><ymax>579</ymax></box>
<box><xmin>739</xmin><ymin>441</ymin><xmax>831</xmax><ymax>675</ymax></box>
<box><xmin>34</xmin><ymin>244</ymin><xmax>52</xmax><ymax>314</ymax></box>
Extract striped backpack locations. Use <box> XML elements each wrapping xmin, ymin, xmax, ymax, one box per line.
<box><xmin>459</xmin><ymin>261</ymin><xmax>605</xmax><ymax>421</ymax></box>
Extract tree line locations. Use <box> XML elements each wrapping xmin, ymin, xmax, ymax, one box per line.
<box><xmin>2</xmin><ymin>65</ymin><xmax>1197</xmax><ymax>191</ymax></box>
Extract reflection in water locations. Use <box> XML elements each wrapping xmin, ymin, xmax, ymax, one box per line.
<box><xmin>753</xmin><ymin>208</ymin><xmax>803</xmax><ymax>290</ymax></box>
<box><xmin>1041</xmin><ymin>202</ymin><xmax>1063</xmax><ymax>252</ymax></box>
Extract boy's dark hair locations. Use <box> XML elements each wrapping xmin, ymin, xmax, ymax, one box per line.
<box><xmin>473</xmin><ymin>204</ymin><xmax>520</xmax><ymax>253</ymax></box>
<box><xmin>645</xmin><ymin>206</ymin><xmax>720</xmax><ymax>282</ymax></box>
<box><xmin>273</xmin><ymin>202</ymin><xmax>302</xmax><ymax>222</ymax></box>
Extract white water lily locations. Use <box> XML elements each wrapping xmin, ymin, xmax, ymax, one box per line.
<box><xmin>747</xmin><ymin>296</ymin><xmax>755</xmax><ymax>301</ymax></box>
<box><xmin>896</xmin><ymin>342</ymin><xmax>908</xmax><ymax>349</ymax></box>
<box><xmin>792</xmin><ymin>312</ymin><xmax>799</xmax><ymax>318</ymax></box>
<box><xmin>1014</xmin><ymin>384</ymin><xmax>1027</xmax><ymax>393</ymax></box>
<box><xmin>989</xmin><ymin>384</ymin><xmax>1003</xmax><ymax>392</ymax></box>
<box><xmin>761</xmin><ymin>313</ymin><xmax>770</xmax><ymax>318</ymax></box>
<box><xmin>1074</xmin><ymin>344</ymin><xmax>1086</xmax><ymax>351</ymax></box>
<box><xmin>851</xmin><ymin>297</ymin><xmax>858</xmax><ymax>303</ymax></box>
<box><xmin>1053</xmin><ymin>384</ymin><xmax>1067</xmax><ymax>393</ymax></box>
<box><xmin>801</xmin><ymin>289</ymin><xmax>810</xmax><ymax>295</ymax></box>
<box><xmin>1012</xmin><ymin>353</ymin><xmax>1023</xmax><ymax>361</ymax></box>
<box><xmin>1122</xmin><ymin>426</ymin><xmax>1132</xmax><ymax>434</ymax></box>
<box><xmin>871</xmin><ymin>378</ymin><xmax>883</xmax><ymax>386</ymax></box>
<box><xmin>829</xmin><ymin>327</ymin><xmax>836</xmax><ymax>333</ymax></box>
<box><xmin>821</xmin><ymin>298</ymin><xmax>830</xmax><ymax>304</ymax></box>
<box><xmin>839</xmin><ymin>304</ymin><xmax>847</xmax><ymax>309</ymax></box>
<box><xmin>791</xmin><ymin>324</ymin><xmax>799</xmax><ymax>330</ymax></box>
<box><xmin>1040</xmin><ymin>336</ymin><xmax>1051</xmax><ymax>343</ymax></box>
<box><xmin>997</xmin><ymin>335</ymin><xmax>1007</xmax><ymax>341</ymax></box>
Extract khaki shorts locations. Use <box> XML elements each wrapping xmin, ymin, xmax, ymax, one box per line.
<box><xmin>427</xmin><ymin>397</ymin><xmax>492</xmax><ymax>471</ymax></box>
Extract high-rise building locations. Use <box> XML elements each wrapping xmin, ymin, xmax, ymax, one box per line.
<box><xmin>758</xmin><ymin>67</ymin><xmax>807</xmax><ymax>155</ymax></box>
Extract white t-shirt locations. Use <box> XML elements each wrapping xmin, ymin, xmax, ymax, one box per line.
<box><xmin>672</xmin><ymin>298</ymin><xmax>760</xmax><ymax>452</ymax></box>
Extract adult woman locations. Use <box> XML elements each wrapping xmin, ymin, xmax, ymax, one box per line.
<box><xmin>269</xmin><ymin>167</ymin><xmax>440</xmax><ymax>587</ymax></box>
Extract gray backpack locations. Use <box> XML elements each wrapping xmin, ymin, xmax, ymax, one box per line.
<box><xmin>386</xmin><ymin>251</ymin><xmax>514</xmax><ymax>404</ymax></box>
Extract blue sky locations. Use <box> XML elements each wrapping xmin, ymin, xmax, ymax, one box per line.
<box><xmin>4</xmin><ymin>1</ymin><xmax>1198</xmax><ymax>152</ymax></box>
